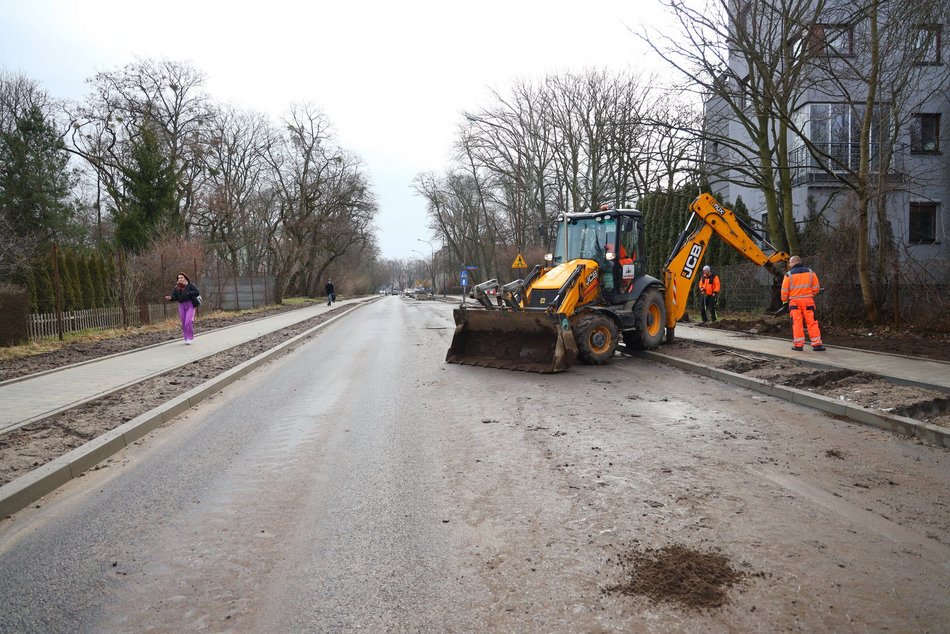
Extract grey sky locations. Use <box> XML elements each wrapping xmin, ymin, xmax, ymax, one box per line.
<box><xmin>1</xmin><ymin>0</ymin><xmax>671</xmax><ymax>260</ymax></box>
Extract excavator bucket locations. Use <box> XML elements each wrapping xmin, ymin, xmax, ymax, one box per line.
<box><xmin>445</xmin><ymin>307</ymin><xmax>578</xmax><ymax>373</ymax></box>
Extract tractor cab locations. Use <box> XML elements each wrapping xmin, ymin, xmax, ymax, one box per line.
<box><xmin>551</xmin><ymin>208</ymin><xmax>644</xmax><ymax>304</ymax></box>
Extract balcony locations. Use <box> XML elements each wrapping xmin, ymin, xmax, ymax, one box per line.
<box><xmin>788</xmin><ymin>143</ymin><xmax>904</xmax><ymax>187</ymax></box>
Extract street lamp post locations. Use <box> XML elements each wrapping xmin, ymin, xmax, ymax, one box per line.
<box><xmin>416</xmin><ymin>238</ymin><xmax>437</xmax><ymax>295</ymax></box>
<box><xmin>410</xmin><ymin>249</ymin><xmax>431</xmax><ymax>293</ymax></box>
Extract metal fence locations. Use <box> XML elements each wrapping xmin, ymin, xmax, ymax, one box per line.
<box><xmin>200</xmin><ymin>273</ymin><xmax>275</xmax><ymax>310</ymax></box>
<box><xmin>713</xmin><ymin>264</ymin><xmax>779</xmax><ymax>313</ymax></box>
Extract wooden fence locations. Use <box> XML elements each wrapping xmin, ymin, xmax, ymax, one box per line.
<box><xmin>27</xmin><ymin>303</ymin><xmax>174</xmax><ymax>341</ymax></box>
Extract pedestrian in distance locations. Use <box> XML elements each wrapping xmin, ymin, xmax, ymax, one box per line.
<box><xmin>325</xmin><ymin>279</ymin><xmax>335</xmax><ymax>306</ymax></box>
<box><xmin>698</xmin><ymin>265</ymin><xmax>720</xmax><ymax>323</ymax></box>
<box><xmin>781</xmin><ymin>255</ymin><xmax>826</xmax><ymax>351</ymax></box>
<box><xmin>164</xmin><ymin>272</ymin><xmax>201</xmax><ymax>345</ymax></box>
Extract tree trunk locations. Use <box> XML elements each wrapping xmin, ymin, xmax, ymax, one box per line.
<box><xmin>776</xmin><ymin>120</ymin><xmax>799</xmax><ymax>254</ymax></box>
<box><xmin>857</xmin><ymin>1</ymin><xmax>881</xmax><ymax>324</ymax></box>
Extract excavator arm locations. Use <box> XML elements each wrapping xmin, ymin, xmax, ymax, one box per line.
<box><xmin>661</xmin><ymin>193</ymin><xmax>788</xmax><ymax>329</ymax></box>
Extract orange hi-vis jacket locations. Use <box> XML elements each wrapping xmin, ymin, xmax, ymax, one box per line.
<box><xmin>698</xmin><ymin>272</ymin><xmax>720</xmax><ymax>296</ymax></box>
<box><xmin>781</xmin><ymin>265</ymin><xmax>820</xmax><ymax>302</ymax></box>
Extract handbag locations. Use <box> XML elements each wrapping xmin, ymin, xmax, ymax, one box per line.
<box><xmin>194</xmin><ymin>294</ymin><xmax>203</xmax><ymax>307</ymax></box>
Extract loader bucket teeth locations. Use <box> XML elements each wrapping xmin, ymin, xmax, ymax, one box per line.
<box><xmin>445</xmin><ymin>308</ymin><xmax>578</xmax><ymax>373</ymax></box>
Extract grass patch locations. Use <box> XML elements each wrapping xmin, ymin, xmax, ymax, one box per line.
<box><xmin>0</xmin><ymin>320</ymin><xmax>181</xmax><ymax>362</ymax></box>
<box><xmin>281</xmin><ymin>297</ymin><xmax>321</xmax><ymax>306</ymax></box>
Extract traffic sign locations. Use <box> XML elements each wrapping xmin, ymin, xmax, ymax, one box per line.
<box><xmin>511</xmin><ymin>253</ymin><xmax>527</xmax><ymax>268</ymax></box>
<box><xmin>464</xmin><ymin>265</ymin><xmax>479</xmax><ymax>270</ymax></box>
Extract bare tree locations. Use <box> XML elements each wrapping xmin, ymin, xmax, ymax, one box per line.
<box><xmin>413</xmin><ymin>170</ymin><xmax>497</xmax><ymax>283</ymax></box>
<box><xmin>263</xmin><ymin>103</ymin><xmax>377</xmax><ymax>299</ymax></box>
<box><xmin>67</xmin><ymin>59</ymin><xmax>212</xmax><ymax>237</ymax></box>
<box><xmin>643</xmin><ymin>0</ymin><xmax>829</xmax><ymax>252</ymax></box>
<box><xmin>193</xmin><ymin>105</ymin><xmax>276</xmax><ymax>277</ymax></box>
<box><xmin>783</xmin><ymin>0</ymin><xmax>950</xmax><ymax>321</ymax></box>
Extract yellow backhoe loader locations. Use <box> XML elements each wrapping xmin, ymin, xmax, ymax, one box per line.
<box><xmin>445</xmin><ymin>193</ymin><xmax>789</xmax><ymax>373</ymax></box>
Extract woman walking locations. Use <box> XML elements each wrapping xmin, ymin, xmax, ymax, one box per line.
<box><xmin>164</xmin><ymin>272</ymin><xmax>201</xmax><ymax>344</ymax></box>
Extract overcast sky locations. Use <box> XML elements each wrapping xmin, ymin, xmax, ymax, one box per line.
<box><xmin>1</xmin><ymin>0</ymin><xmax>674</xmax><ymax>261</ymax></box>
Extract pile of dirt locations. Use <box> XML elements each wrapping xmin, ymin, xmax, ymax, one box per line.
<box><xmin>605</xmin><ymin>544</ymin><xmax>744</xmax><ymax>610</ymax></box>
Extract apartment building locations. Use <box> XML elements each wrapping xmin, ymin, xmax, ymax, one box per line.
<box><xmin>704</xmin><ymin>2</ymin><xmax>949</xmax><ymax>264</ymax></box>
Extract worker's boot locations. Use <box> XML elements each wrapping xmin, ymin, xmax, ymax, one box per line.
<box><xmin>792</xmin><ymin>345</ymin><xmax>804</xmax><ymax>351</ymax></box>
<box><xmin>812</xmin><ymin>345</ymin><xmax>826</xmax><ymax>351</ymax></box>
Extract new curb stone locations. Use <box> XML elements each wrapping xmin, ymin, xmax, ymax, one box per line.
<box><xmin>0</xmin><ymin>309</ymin><xmax>356</xmax><ymax>518</ymax></box>
<box><xmin>643</xmin><ymin>351</ymin><xmax>950</xmax><ymax>449</ymax></box>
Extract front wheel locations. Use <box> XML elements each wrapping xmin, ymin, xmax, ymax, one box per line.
<box><xmin>573</xmin><ymin>312</ymin><xmax>620</xmax><ymax>365</ymax></box>
<box><xmin>623</xmin><ymin>286</ymin><xmax>667</xmax><ymax>351</ymax></box>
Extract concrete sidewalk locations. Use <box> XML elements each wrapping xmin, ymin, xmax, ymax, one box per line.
<box><xmin>672</xmin><ymin>322</ymin><xmax>950</xmax><ymax>393</ymax></box>
<box><xmin>0</xmin><ymin>297</ymin><xmax>375</xmax><ymax>435</ymax></box>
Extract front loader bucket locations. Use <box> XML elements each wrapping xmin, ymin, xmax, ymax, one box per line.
<box><xmin>445</xmin><ymin>307</ymin><xmax>578</xmax><ymax>373</ymax></box>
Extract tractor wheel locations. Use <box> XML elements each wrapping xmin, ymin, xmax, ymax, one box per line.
<box><xmin>623</xmin><ymin>287</ymin><xmax>667</xmax><ymax>351</ymax></box>
<box><xmin>574</xmin><ymin>312</ymin><xmax>620</xmax><ymax>365</ymax></box>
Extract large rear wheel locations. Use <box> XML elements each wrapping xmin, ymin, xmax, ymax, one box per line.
<box><xmin>573</xmin><ymin>312</ymin><xmax>620</xmax><ymax>365</ymax></box>
<box><xmin>623</xmin><ymin>287</ymin><xmax>667</xmax><ymax>351</ymax></box>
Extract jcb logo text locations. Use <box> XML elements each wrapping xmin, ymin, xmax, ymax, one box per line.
<box><xmin>681</xmin><ymin>244</ymin><xmax>703</xmax><ymax>279</ymax></box>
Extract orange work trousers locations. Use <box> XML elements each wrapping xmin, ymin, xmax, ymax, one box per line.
<box><xmin>789</xmin><ymin>297</ymin><xmax>822</xmax><ymax>347</ymax></box>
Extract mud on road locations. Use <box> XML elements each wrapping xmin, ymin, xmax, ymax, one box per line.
<box><xmin>3</xmin><ymin>305</ymin><xmax>948</xmax><ymax>488</ymax></box>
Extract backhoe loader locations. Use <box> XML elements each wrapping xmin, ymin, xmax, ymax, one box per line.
<box><xmin>445</xmin><ymin>193</ymin><xmax>789</xmax><ymax>373</ymax></box>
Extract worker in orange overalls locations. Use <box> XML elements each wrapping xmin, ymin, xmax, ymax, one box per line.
<box><xmin>698</xmin><ymin>265</ymin><xmax>720</xmax><ymax>323</ymax></box>
<box><xmin>780</xmin><ymin>255</ymin><xmax>826</xmax><ymax>351</ymax></box>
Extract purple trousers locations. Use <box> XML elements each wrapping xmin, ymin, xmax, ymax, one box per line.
<box><xmin>178</xmin><ymin>301</ymin><xmax>196</xmax><ymax>342</ymax></box>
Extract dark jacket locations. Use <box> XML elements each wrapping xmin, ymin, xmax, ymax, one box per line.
<box><xmin>325</xmin><ymin>282</ymin><xmax>335</xmax><ymax>295</ymax></box>
<box><xmin>170</xmin><ymin>282</ymin><xmax>200</xmax><ymax>306</ymax></box>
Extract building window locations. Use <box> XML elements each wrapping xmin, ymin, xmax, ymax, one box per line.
<box><xmin>798</xmin><ymin>103</ymin><xmax>889</xmax><ymax>170</ymax></box>
<box><xmin>909</xmin><ymin>202</ymin><xmax>937</xmax><ymax>244</ymax></box>
<box><xmin>910</xmin><ymin>113</ymin><xmax>941</xmax><ymax>153</ymax></box>
<box><xmin>736</xmin><ymin>75</ymin><xmax>750</xmax><ymax>111</ymax></box>
<box><xmin>813</xmin><ymin>24</ymin><xmax>854</xmax><ymax>56</ymax></box>
<box><xmin>913</xmin><ymin>25</ymin><xmax>942</xmax><ymax>65</ymax></box>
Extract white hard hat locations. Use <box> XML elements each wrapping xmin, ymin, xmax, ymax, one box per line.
<box><xmin>703</xmin><ymin>265</ymin><xmax>711</xmax><ymax>271</ymax></box>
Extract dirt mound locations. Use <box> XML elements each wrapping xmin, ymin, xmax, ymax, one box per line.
<box><xmin>605</xmin><ymin>544</ymin><xmax>744</xmax><ymax>610</ymax></box>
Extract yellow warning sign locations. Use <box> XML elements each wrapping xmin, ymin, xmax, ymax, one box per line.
<box><xmin>511</xmin><ymin>253</ymin><xmax>527</xmax><ymax>269</ymax></box>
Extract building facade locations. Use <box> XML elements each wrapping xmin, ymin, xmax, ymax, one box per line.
<box><xmin>704</xmin><ymin>1</ymin><xmax>949</xmax><ymax>266</ymax></box>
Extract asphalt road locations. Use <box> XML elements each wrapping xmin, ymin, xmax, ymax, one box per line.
<box><xmin>1</xmin><ymin>297</ymin><xmax>948</xmax><ymax>632</ymax></box>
